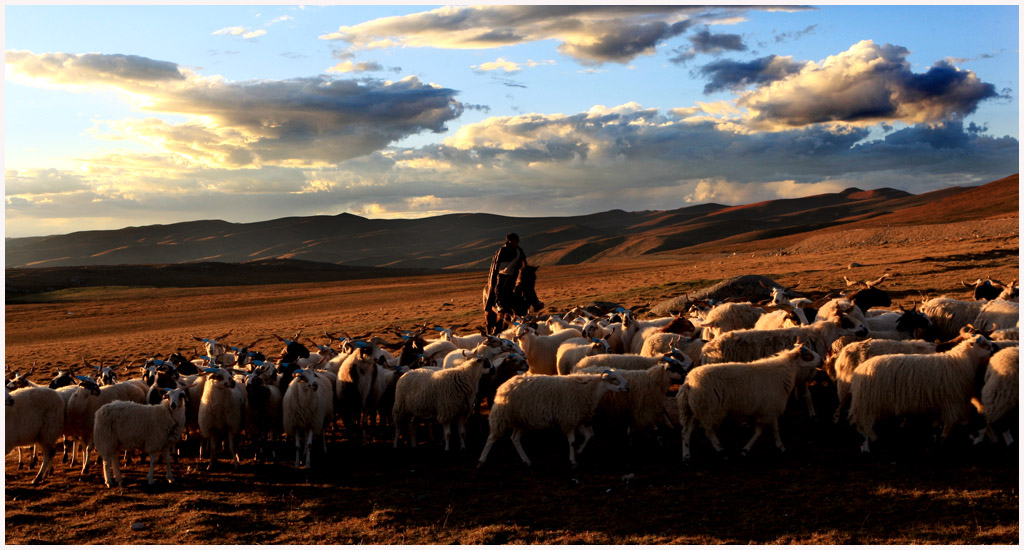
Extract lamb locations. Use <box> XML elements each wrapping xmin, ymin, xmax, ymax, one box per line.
<box><xmin>863</xmin><ymin>305</ymin><xmax>936</xmax><ymax>341</ymax></box>
<box><xmin>847</xmin><ymin>334</ymin><xmax>995</xmax><ymax>453</ymax></box>
<box><xmin>197</xmin><ymin>366</ymin><xmax>247</xmax><ymax>469</ymax></box>
<box><xmin>92</xmin><ymin>386</ymin><xmax>191</xmax><ymax>488</ymax></box>
<box><xmin>578</xmin><ymin>355</ymin><xmax>694</xmax><ymax>440</ymax></box>
<box><xmin>555</xmin><ymin>337</ymin><xmax>610</xmax><ymax>375</ymax></box>
<box><xmin>973</xmin><ymin>346</ymin><xmax>1018</xmax><ymax>446</ymax></box>
<box><xmin>826</xmin><ymin>338</ymin><xmax>939</xmax><ymax>423</ymax></box>
<box><xmin>477</xmin><ymin>370</ymin><xmax>630</xmax><ymax>467</ymax></box>
<box><xmin>282</xmin><ymin>367</ymin><xmax>334</xmax><ymax>469</ymax></box>
<box><xmin>392</xmin><ymin>356</ymin><xmax>494</xmax><ymax>451</ymax></box>
<box><xmin>513</xmin><ymin>324</ymin><xmax>583</xmax><ymax>375</ymax></box>
<box><xmin>5</xmin><ymin>386</ymin><xmax>65</xmax><ymax>484</ymax></box>
<box><xmin>678</xmin><ymin>343</ymin><xmax>822</xmax><ymax>461</ymax></box>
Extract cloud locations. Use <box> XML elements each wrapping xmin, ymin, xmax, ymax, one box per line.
<box><xmin>735</xmin><ymin>40</ymin><xmax>1000</xmax><ymax>130</ymax></box>
<box><xmin>669</xmin><ymin>27</ymin><xmax>749</xmax><ymax>64</ymax></box>
<box><xmin>319</xmin><ymin>5</ymin><xmax>790</xmax><ymax>65</ymax></box>
<box><xmin>699</xmin><ymin>55</ymin><xmax>806</xmax><ymax>94</ymax></box>
<box><xmin>773</xmin><ymin>24</ymin><xmax>817</xmax><ymax>43</ymax></box>
<box><xmin>473</xmin><ymin>57</ymin><xmax>522</xmax><ymax>73</ymax></box>
<box><xmin>4</xmin><ymin>169</ymin><xmax>91</xmax><ymax>196</ymax></box>
<box><xmin>5</xmin><ymin>50</ymin><xmax>185</xmax><ymax>89</ymax></box>
<box><xmin>327</xmin><ymin>60</ymin><xmax>385</xmax><ymax>73</ymax></box>
<box><xmin>5</xmin><ymin>106</ymin><xmax>1016</xmax><ymax>238</ymax></box>
<box><xmin>213</xmin><ymin>26</ymin><xmax>266</xmax><ymax>39</ymax></box>
<box><xmin>7</xmin><ymin>50</ymin><xmax>465</xmax><ymax>169</ymax></box>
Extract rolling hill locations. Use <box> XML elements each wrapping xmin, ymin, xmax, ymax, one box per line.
<box><xmin>5</xmin><ymin>174</ymin><xmax>1017</xmax><ymax>272</ymax></box>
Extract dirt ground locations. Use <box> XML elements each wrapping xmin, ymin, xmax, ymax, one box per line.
<box><xmin>4</xmin><ymin>218</ymin><xmax>1020</xmax><ymax>544</ymax></box>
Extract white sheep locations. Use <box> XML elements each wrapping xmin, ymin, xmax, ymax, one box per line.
<box><xmin>513</xmin><ymin>325</ymin><xmax>583</xmax><ymax>375</ymax></box>
<box><xmin>639</xmin><ymin>333</ymin><xmax>705</xmax><ymax>364</ymax></box>
<box><xmin>392</xmin><ymin>356</ymin><xmax>494</xmax><ymax>451</ymax></box>
<box><xmin>573</xmin><ymin>349</ymin><xmax>691</xmax><ymax>373</ymax></box>
<box><xmin>5</xmin><ymin>386</ymin><xmax>65</xmax><ymax>484</ymax></box>
<box><xmin>973</xmin><ymin>346</ymin><xmax>1018</xmax><ymax>446</ymax></box>
<box><xmin>699</xmin><ymin>309</ymin><xmax>868</xmax><ymax>418</ymax></box>
<box><xmin>555</xmin><ymin>337</ymin><xmax>610</xmax><ymax>375</ymax></box>
<box><xmin>678</xmin><ymin>343</ymin><xmax>822</xmax><ymax>461</ymax></box>
<box><xmin>336</xmin><ymin>343</ymin><xmax>382</xmax><ymax>444</ymax></box>
<box><xmin>699</xmin><ymin>302</ymin><xmax>765</xmax><ymax>339</ymax></box>
<box><xmin>422</xmin><ymin>339</ymin><xmax>459</xmax><ymax>367</ymax></box>
<box><xmin>578</xmin><ymin>355</ymin><xmax>694</xmax><ymax>441</ymax></box>
<box><xmin>847</xmin><ymin>334</ymin><xmax>995</xmax><ymax>453</ymax></box>
<box><xmin>92</xmin><ymin>386</ymin><xmax>191</xmax><ymax>488</ymax></box>
<box><xmin>753</xmin><ymin>308</ymin><xmax>803</xmax><ymax>331</ymax></box>
<box><xmin>197</xmin><ymin>366</ymin><xmax>247</xmax><ymax>469</ymax></box>
<box><xmin>437</xmin><ymin>326</ymin><xmax>487</xmax><ymax>350</ymax></box>
<box><xmin>282</xmin><ymin>367</ymin><xmax>334</xmax><ymax>469</ymax></box>
<box><xmin>243</xmin><ymin>365</ymin><xmax>283</xmax><ymax>462</ymax></box>
<box><xmin>920</xmin><ymin>297</ymin><xmax>986</xmax><ymax>341</ymax></box>
<box><xmin>64</xmin><ymin>376</ymin><xmax>147</xmax><ymax>474</ymax></box>
<box><xmin>476</xmin><ymin>370</ymin><xmax>630</xmax><ymax>467</ymax></box>
<box><xmin>974</xmin><ymin>299</ymin><xmax>1020</xmax><ymax>332</ymax></box>
<box><xmin>827</xmin><ymin>338</ymin><xmax>939</xmax><ymax>423</ymax></box>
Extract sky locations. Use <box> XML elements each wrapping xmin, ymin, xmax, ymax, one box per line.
<box><xmin>4</xmin><ymin>3</ymin><xmax>1020</xmax><ymax>239</ymax></box>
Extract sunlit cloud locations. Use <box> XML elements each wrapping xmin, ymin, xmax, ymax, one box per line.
<box><xmin>319</xmin><ymin>5</ymin><xmax>803</xmax><ymax>65</ymax></box>
<box><xmin>7</xmin><ymin>50</ymin><xmax>465</xmax><ymax>169</ymax></box>
<box><xmin>472</xmin><ymin>57</ymin><xmax>522</xmax><ymax>73</ymax></box>
<box><xmin>735</xmin><ymin>40</ymin><xmax>999</xmax><ymax>130</ymax></box>
<box><xmin>213</xmin><ymin>26</ymin><xmax>266</xmax><ymax>39</ymax></box>
<box><xmin>326</xmin><ymin>60</ymin><xmax>385</xmax><ymax>73</ymax></box>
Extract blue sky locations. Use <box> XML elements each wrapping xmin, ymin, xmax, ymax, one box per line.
<box><xmin>4</xmin><ymin>4</ymin><xmax>1019</xmax><ymax>238</ymax></box>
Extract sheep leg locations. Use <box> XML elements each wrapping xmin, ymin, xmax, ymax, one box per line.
<box><xmin>228</xmin><ymin>433</ymin><xmax>239</xmax><ymax>468</ymax></box>
<box><xmin>770</xmin><ymin>419</ymin><xmax>786</xmax><ymax>453</ymax></box>
<box><xmin>510</xmin><ymin>429</ymin><xmax>532</xmax><ymax>466</ymax></box>
<box><xmin>457</xmin><ymin>417</ymin><xmax>467</xmax><ymax>451</ymax></box>
<box><xmin>1002</xmin><ymin>429</ymin><xmax>1015</xmax><ymax>446</ymax></box>
<box><xmin>101</xmin><ymin>456</ymin><xmax>115</xmax><ymax>488</ymax></box>
<box><xmin>164</xmin><ymin>448</ymin><xmax>175</xmax><ymax>484</ymax></box>
<box><xmin>442</xmin><ymin>423</ymin><xmax>452</xmax><ymax>451</ymax></box>
<box><xmin>681</xmin><ymin>415</ymin><xmax>694</xmax><ymax>459</ymax></box>
<box><xmin>477</xmin><ymin>434</ymin><xmax>499</xmax><ymax>467</ymax></box>
<box><xmin>206</xmin><ymin>438</ymin><xmax>218</xmax><ymax>470</ymax></box>
<box><xmin>833</xmin><ymin>391</ymin><xmax>851</xmax><ymax>424</ymax></box>
<box><xmin>702</xmin><ymin>425</ymin><xmax>726</xmax><ymax>454</ymax></box>
<box><xmin>564</xmin><ymin>429</ymin><xmax>578</xmax><ymax>467</ymax></box>
<box><xmin>31</xmin><ymin>446</ymin><xmax>54</xmax><ymax>485</ymax></box>
<box><xmin>800</xmin><ymin>383</ymin><xmax>816</xmax><ymax>419</ymax></box>
<box><xmin>304</xmin><ymin>430</ymin><xmax>313</xmax><ymax>469</ymax></box>
<box><xmin>740</xmin><ymin>424</ymin><xmax>766</xmax><ymax>456</ymax></box>
<box><xmin>575</xmin><ymin>424</ymin><xmax>595</xmax><ymax>456</ymax></box>
<box><xmin>293</xmin><ymin>432</ymin><xmax>302</xmax><ymax>469</ymax></box>
<box><xmin>147</xmin><ymin>452</ymin><xmax>158</xmax><ymax>485</ymax></box>
<box><xmin>79</xmin><ymin>441</ymin><xmax>93</xmax><ymax>476</ymax></box>
<box><xmin>107</xmin><ymin>451</ymin><xmax>123</xmax><ymax>487</ymax></box>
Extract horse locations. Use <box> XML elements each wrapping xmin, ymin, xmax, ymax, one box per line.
<box><xmin>491</xmin><ymin>265</ymin><xmax>544</xmax><ymax>332</ymax></box>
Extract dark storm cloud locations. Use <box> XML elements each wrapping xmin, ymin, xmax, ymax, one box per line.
<box><xmin>699</xmin><ymin>55</ymin><xmax>807</xmax><ymax>94</ymax></box>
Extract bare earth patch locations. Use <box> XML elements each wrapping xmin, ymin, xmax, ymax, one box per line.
<box><xmin>5</xmin><ymin>219</ymin><xmax>1019</xmax><ymax>544</ymax></box>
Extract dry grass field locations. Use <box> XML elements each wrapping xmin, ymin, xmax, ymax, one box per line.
<box><xmin>4</xmin><ymin>217</ymin><xmax>1019</xmax><ymax>544</ymax></box>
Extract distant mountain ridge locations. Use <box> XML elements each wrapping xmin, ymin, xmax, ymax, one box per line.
<box><xmin>5</xmin><ymin>174</ymin><xmax>1017</xmax><ymax>270</ymax></box>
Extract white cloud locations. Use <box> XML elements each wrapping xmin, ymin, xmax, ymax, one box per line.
<box><xmin>213</xmin><ymin>26</ymin><xmax>266</xmax><ymax>39</ymax></box>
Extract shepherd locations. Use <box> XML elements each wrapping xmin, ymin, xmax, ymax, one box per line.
<box><xmin>483</xmin><ymin>233</ymin><xmax>543</xmax><ymax>334</ymax></box>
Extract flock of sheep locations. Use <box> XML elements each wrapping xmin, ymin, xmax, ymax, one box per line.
<box><xmin>5</xmin><ymin>275</ymin><xmax>1019</xmax><ymax>489</ymax></box>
